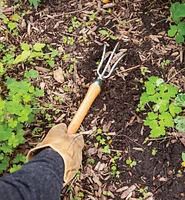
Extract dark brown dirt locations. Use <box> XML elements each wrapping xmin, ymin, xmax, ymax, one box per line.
<box><xmin>2</xmin><ymin>0</ymin><xmax>185</xmax><ymax>199</ymax></box>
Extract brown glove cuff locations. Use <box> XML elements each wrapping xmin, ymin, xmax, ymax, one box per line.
<box><xmin>26</xmin><ymin>134</ymin><xmax>84</xmax><ymax>184</ymax></box>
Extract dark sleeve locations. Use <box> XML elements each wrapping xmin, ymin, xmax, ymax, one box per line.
<box><xmin>0</xmin><ymin>149</ymin><xmax>64</xmax><ymax>200</ymax></box>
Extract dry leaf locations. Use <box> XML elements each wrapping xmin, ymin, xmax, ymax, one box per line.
<box><xmin>87</xmin><ymin>147</ymin><xmax>98</xmax><ymax>156</ymax></box>
<box><xmin>117</xmin><ymin>186</ymin><xmax>129</xmax><ymax>193</ymax></box>
<box><xmin>35</xmin><ymin>66</ymin><xmax>50</xmax><ymax>72</ymax></box>
<box><xmin>149</xmin><ymin>35</ymin><xmax>160</xmax><ymax>42</ymax></box>
<box><xmin>121</xmin><ymin>185</ymin><xmax>136</xmax><ymax>199</ymax></box>
<box><xmin>167</xmin><ymin>132</ymin><xmax>185</xmax><ymax>147</ymax></box>
<box><xmin>54</xmin><ymin>67</ymin><xmax>64</xmax><ymax>83</ymax></box>
<box><xmin>40</xmin><ymin>82</ymin><xmax>45</xmax><ymax>90</ymax></box>
<box><xmin>0</xmin><ymin>1</ymin><xmax>3</xmax><ymax>13</ymax></box>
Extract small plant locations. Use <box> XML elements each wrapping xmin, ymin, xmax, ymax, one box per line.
<box><xmin>94</xmin><ymin>128</ymin><xmax>112</xmax><ymax>154</ymax></box>
<box><xmin>2</xmin><ymin>14</ymin><xmax>20</xmax><ymax>36</ymax></box>
<box><xmin>0</xmin><ymin>70</ymin><xmax>44</xmax><ymax>173</ymax></box>
<box><xmin>139</xmin><ymin>186</ymin><xmax>148</xmax><ymax>199</ymax></box>
<box><xmin>126</xmin><ymin>158</ymin><xmax>137</xmax><ymax>168</ymax></box>
<box><xmin>168</xmin><ymin>2</ymin><xmax>185</xmax><ymax>43</ymax></box>
<box><xmin>152</xmin><ymin>147</ymin><xmax>158</xmax><ymax>156</ymax></box>
<box><xmin>103</xmin><ymin>191</ymin><xmax>111</xmax><ymax>196</ymax></box>
<box><xmin>86</xmin><ymin>158</ymin><xmax>95</xmax><ymax>165</ymax></box>
<box><xmin>111</xmin><ymin>151</ymin><xmax>121</xmax><ymax>164</ymax></box>
<box><xmin>99</xmin><ymin>29</ymin><xmax>117</xmax><ymax>40</ymax></box>
<box><xmin>111</xmin><ymin>165</ymin><xmax>120</xmax><ymax>178</ymax></box>
<box><xmin>137</xmin><ymin>76</ymin><xmax>182</xmax><ymax>137</ymax></box>
<box><xmin>161</xmin><ymin>59</ymin><xmax>170</xmax><ymax>68</ymax></box>
<box><xmin>140</xmin><ymin>66</ymin><xmax>151</xmax><ymax>76</ymax></box>
<box><xmin>68</xmin><ymin>16</ymin><xmax>81</xmax><ymax>33</ymax></box>
<box><xmin>15</xmin><ymin>0</ymin><xmax>41</xmax><ymax>8</ymax></box>
<box><xmin>102</xmin><ymin>145</ymin><xmax>111</xmax><ymax>154</ymax></box>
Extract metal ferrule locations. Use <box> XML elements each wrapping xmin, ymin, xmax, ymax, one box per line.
<box><xmin>93</xmin><ymin>78</ymin><xmax>102</xmax><ymax>87</ymax></box>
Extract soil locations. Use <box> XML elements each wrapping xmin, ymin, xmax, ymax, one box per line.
<box><xmin>2</xmin><ymin>0</ymin><xmax>185</xmax><ymax>199</ymax></box>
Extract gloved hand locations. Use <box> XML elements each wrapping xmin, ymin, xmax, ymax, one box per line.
<box><xmin>26</xmin><ymin>123</ymin><xmax>84</xmax><ymax>184</ymax></box>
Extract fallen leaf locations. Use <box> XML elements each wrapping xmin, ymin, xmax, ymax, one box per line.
<box><xmin>35</xmin><ymin>66</ymin><xmax>50</xmax><ymax>72</ymax></box>
<box><xmin>121</xmin><ymin>185</ymin><xmax>136</xmax><ymax>199</ymax></box>
<box><xmin>117</xmin><ymin>186</ymin><xmax>129</xmax><ymax>193</ymax></box>
<box><xmin>0</xmin><ymin>0</ymin><xmax>3</xmax><ymax>13</ymax></box>
<box><xmin>149</xmin><ymin>35</ymin><xmax>160</xmax><ymax>42</ymax></box>
<box><xmin>40</xmin><ymin>82</ymin><xmax>45</xmax><ymax>90</ymax></box>
<box><xmin>53</xmin><ymin>67</ymin><xmax>64</xmax><ymax>83</ymax></box>
<box><xmin>87</xmin><ymin>147</ymin><xmax>98</xmax><ymax>156</ymax></box>
<box><xmin>167</xmin><ymin>132</ymin><xmax>185</xmax><ymax>147</ymax></box>
<box><xmin>92</xmin><ymin>172</ymin><xmax>102</xmax><ymax>186</ymax></box>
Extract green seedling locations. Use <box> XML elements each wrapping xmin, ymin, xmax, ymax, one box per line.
<box><xmin>86</xmin><ymin>158</ymin><xmax>95</xmax><ymax>165</ymax></box>
<box><xmin>95</xmin><ymin>128</ymin><xmax>112</xmax><ymax>154</ymax></box>
<box><xmin>99</xmin><ymin>29</ymin><xmax>117</xmax><ymax>40</ymax></box>
<box><xmin>152</xmin><ymin>148</ymin><xmax>158</xmax><ymax>156</ymax></box>
<box><xmin>90</xmin><ymin>12</ymin><xmax>96</xmax><ymax>20</ymax></box>
<box><xmin>62</xmin><ymin>53</ymin><xmax>70</xmax><ymax>61</ymax></box>
<box><xmin>45</xmin><ymin>113</ymin><xmax>52</xmax><ymax>121</ymax></box>
<box><xmin>139</xmin><ymin>186</ymin><xmax>148</xmax><ymax>199</ymax></box>
<box><xmin>32</xmin><ymin>127</ymin><xmax>43</xmax><ymax>135</ymax></box>
<box><xmin>161</xmin><ymin>59</ymin><xmax>170</xmax><ymax>68</ymax></box>
<box><xmin>111</xmin><ymin>151</ymin><xmax>121</xmax><ymax>164</ymax></box>
<box><xmin>168</xmin><ymin>2</ymin><xmax>185</xmax><ymax>43</ymax></box>
<box><xmin>2</xmin><ymin>14</ymin><xmax>20</xmax><ymax>35</ymax></box>
<box><xmin>103</xmin><ymin>191</ymin><xmax>111</xmax><ymax>196</ymax></box>
<box><xmin>126</xmin><ymin>158</ymin><xmax>137</xmax><ymax>168</ymax></box>
<box><xmin>137</xmin><ymin>76</ymin><xmax>182</xmax><ymax>138</ymax></box>
<box><xmin>2</xmin><ymin>42</ymin><xmax>60</xmax><ymax>69</ymax></box>
<box><xmin>111</xmin><ymin>165</ymin><xmax>120</xmax><ymax>178</ymax></box>
<box><xmin>102</xmin><ymin>145</ymin><xmax>111</xmax><ymax>154</ymax></box>
<box><xmin>140</xmin><ymin>66</ymin><xmax>151</xmax><ymax>76</ymax></box>
<box><xmin>68</xmin><ymin>16</ymin><xmax>81</xmax><ymax>33</ymax></box>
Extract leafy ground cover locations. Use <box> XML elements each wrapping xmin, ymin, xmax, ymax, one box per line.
<box><xmin>1</xmin><ymin>0</ymin><xmax>185</xmax><ymax>199</ymax></box>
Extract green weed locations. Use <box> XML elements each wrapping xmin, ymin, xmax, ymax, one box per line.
<box><xmin>168</xmin><ymin>2</ymin><xmax>185</xmax><ymax>43</ymax></box>
<box><xmin>152</xmin><ymin>148</ymin><xmax>158</xmax><ymax>156</ymax></box>
<box><xmin>99</xmin><ymin>29</ymin><xmax>117</xmax><ymax>40</ymax></box>
<box><xmin>161</xmin><ymin>59</ymin><xmax>170</xmax><ymax>68</ymax></box>
<box><xmin>94</xmin><ymin>128</ymin><xmax>112</xmax><ymax>154</ymax></box>
<box><xmin>14</xmin><ymin>0</ymin><xmax>41</xmax><ymax>8</ymax></box>
<box><xmin>137</xmin><ymin>76</ymin><xmax>183</xmax><ymax>137</ymax></box>
<box><xmin>126</xmin><ymin>158</ymin><xmax>137</xmax><ymax>168</ymax></box>
<box><xmin>139</xmin><ymin>186</ymin><xmax>148</xmax><ymax>200</ymax></box>
<box><xmin>0</xmin><ymin>70</ymin><xmax>44</xmax><ymax>173</ymax></box>
<box><xmin>103</xmin><ymin>191</ymin><xmax>111</xmax><ymax>196</ymax></box>
<box><xmin>111</xmin><ymin>165</ymin><xmax>120</xmax><ymax>178</ymax></box>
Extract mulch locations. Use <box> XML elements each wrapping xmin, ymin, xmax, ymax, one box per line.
<box><xmin>2</xmin><ymin>0</ymin><xmax>185</xmax><ymax>199</ymax></box>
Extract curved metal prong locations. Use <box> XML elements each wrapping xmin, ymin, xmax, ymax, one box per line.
<box><xmin>97</xmin><ymin>42</ymin><xmax>125</xmax><ymax>79</ymax></box>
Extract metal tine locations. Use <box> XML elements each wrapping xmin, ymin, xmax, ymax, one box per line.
<box><xmin>97</xmin><ymin>42</ymin><xmax>123</xmax><ymax>79</ymax></box>
<box><xmin>103</xmin><ymin>52</ymin><xmax>126</xmax><ymax>79</ymax></box>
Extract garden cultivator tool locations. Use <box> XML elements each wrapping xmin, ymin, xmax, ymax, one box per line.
<box><xmin>67</xmin><ymin>42</ymin><xmax>126</xmax><ymax>134</ymax></box>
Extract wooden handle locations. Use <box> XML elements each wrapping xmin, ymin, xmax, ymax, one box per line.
<box><xmin>67</xmin><ymin>82</ymin><xmax>101</xmax><ymax>134</ymax></box>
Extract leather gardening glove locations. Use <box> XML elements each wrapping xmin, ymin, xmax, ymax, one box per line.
<box><xmin>26</xmin><ymin>123</ymin><xmax>84</xmax><ymax>184</ymax></box>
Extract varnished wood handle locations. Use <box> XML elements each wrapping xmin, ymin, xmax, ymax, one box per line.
<box><xmin>67</xmin><ymin>81</ymin><xmax>101</xmax><ymax>134</ymax></box>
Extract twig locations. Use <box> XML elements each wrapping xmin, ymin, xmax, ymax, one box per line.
<box><xmin>47</xmin><ymin>6</ymin><xmax>90</xmax><ymax>18</ymax></box>
<box><xmin>122</xmin><ymin>65</ymin><xmax>141</xmax><ymax>73</ymax></box>
<box><xmin>166</xmin><ymin>68</ymin><xmax>185</xmax><ymax>83</ymax></box>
